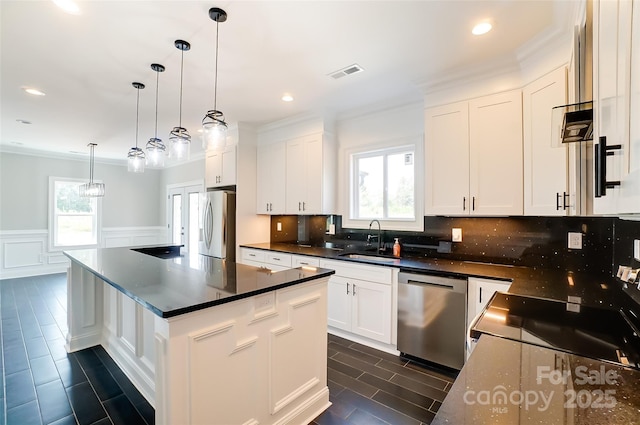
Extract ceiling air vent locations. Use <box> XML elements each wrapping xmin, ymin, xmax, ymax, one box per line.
<box><xmin>328</xmin><ymin>64</ymin><xmax>364</xmax><ymax>80</ymax></box>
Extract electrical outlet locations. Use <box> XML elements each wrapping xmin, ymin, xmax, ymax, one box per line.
<box><xmin>276</xmin><ymin>222</ymin><xmax>282</xmax><ymax>232</ymax></box>
<box><xmin>634</xmin><ymin>239</ymin><xmax>640</xmax><ymax>261</ymax></box>
<box><xmin>452</xmin><ymin>228</ymin><xmax>462</xmax><ymax>242</ymax></box>
<box><xmin>568</xmin><ymin>232</ymin><xmax>582</xmax><ymax>250</ymax></box>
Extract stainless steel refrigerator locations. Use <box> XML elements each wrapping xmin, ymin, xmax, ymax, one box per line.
<box><xmin>199</xmin><ymin>189</ymin><xmax>236</xmax><ymax>261</ymax></box>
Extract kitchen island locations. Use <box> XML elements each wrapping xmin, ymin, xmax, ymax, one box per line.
<box><xmin>63</xmin><ymin>245</ymin><xmax>335</xmax><ymax>425</ymax></box>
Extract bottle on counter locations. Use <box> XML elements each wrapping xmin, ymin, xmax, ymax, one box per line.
<box><xmin>393</xmin><ymin>238</ymin><xmax>401</xmax><ymax>257</ymax></box>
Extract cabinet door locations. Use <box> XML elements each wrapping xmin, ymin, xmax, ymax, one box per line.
<box><xmin>467</xmin><ymin>277</ymin><xmax>510</xmax><ymax>324</ymax></box>
<box><xmin>425</xmin><ymin>101</ymin><xmax>470</xmax><ymax>215</ymax></box>
<box><xmin>205</xmin><ymin>151</ymin><xmax>221</xmax><ymax>188</ymax></box>
<box><xmin>285</xmin><ymin>138</ymin><xmax>306</xmax><ymax>214</ymax></box>
<box><xmin>257</xmin><ymin>142</ymin><xmax>286</xmax><ymax>214</ymax></box>
<box><xmin>523</xmin><ymin>67</ymin><xmax>568</xmax><ymax>215</ymax></box>
<box><xmin>327</xmin><ymin>277</ymin><xmax>351</xmax><ymax>332</ymax></box>
<box><xmin>351</xmin><ymin>279</ymin><xmax>392</xmax><ymax>344</ymax></box>
<box><xmin>593</xmin><ymin>0</ymin><xmax>631</xmax><ymax>213</ymax></box>
<box><xmin>220</xmin><ymin>146</ymin><xmax>236</xmax><ymax>186</ymax></box>
<box><xmin>469</xmin><ymin>90</ymin><xmax>524</xmax><ymax>215</ymax></box>
<box><xmin>303</xmin><ymin>137</ymin><xmax>323</xmax><ymax>214</ymax></box>
<box><xmin>618</xmin><ymin>0</ymin><xmax>640</xmax><ymax>213</ymax></box>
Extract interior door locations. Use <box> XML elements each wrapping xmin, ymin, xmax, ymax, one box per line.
<box><xmin>168</xmin><ymin>183</ymin><xmax>203</xmax><ymax>254</ymax></box>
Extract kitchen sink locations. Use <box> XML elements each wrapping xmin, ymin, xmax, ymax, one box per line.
<box><xmin>338</xmin><ymin>253</ymin><xmax>399</xmax><ymax>264</ymax></box>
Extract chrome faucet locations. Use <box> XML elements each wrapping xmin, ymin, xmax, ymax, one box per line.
<box><xmin>367</xmin><ymin>219</ymin><xmax>382</xmax><ymax>253</ymax></box>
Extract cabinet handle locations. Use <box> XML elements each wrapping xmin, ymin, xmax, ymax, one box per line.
<box><xmin>272</xmin><ymin>257</ymin><xmax>281</xmax><ymax>261</ymax></box>
<box><xmin>302</xmin><ymin>201</ymin><xmax>306</xmax><ymax>211</ymax></box>
<box><xmin>249</xmin><ymin>253</ymin><xmax>256</xmax><ymax>257</ymax></box>
<box><xmin>563</xmin><ymin>192</ymin><xmax>569</xmax><ymax>210</ymax></box>
<box><xmin>266</xmin><ymin>203</ymin><xmax>269</xmax><ymax>212</ymax></box>
<box><xmin>298</xmin><ymin>202</ymin><xmax>302</xmax><ymax>211</ymax></box>
<box><xmin>463</xmin><ymin>197</ymin><xmax>466</xmax><ymax>211</ymax></box>
<box><xmin>595</xmin><ymin>136</ymin><xmax>622</xmax><ymax>197</ymax></box>
<box><xmin>472</xmin><ymin>197</ymin><xmax>476</xmax><ymax>211</ymax></box>
<box><xmin>479</xmin><ymin>287</ymin><xmax>482</xmax><ymax>304</ymax></box>
<box><xmin>269</xmin><ymin>203</ymin><xmax>273</xmax><ymax>212</ymax></box>
<box><xmin>300</xmin><ymin>262</ymin><xmax>308</xmax><ymax>265</ymax></box>
<box><xmin>353</xmin><ymin>284</ymin><xmax>357</xmax><ymax>296</ymax></box>
<box><xmin>346</xmin><ymin>283</ymin><xmax>350</xmax><ymax>295</ymax></box>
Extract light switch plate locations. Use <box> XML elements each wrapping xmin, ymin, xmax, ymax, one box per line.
<box><xmin>634</xmin><ymin>239</ymin><xmax>640</xmax><ymax>261</ymax></box>
<box><xmin>452</xmin><ymin>228</ymin><xmax>462</xmax><ymax>242</ymax></box>
<box><xmin>568</xmin><ymin>232</ymin><xmax>582</xmax><ymax>249</ymax></box>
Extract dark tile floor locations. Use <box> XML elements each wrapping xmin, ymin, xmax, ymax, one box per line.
<box><xmin>1</xmin><ymin>273</ymin><xmax>154</xmax><ymax>425</ymax></box>
<box><xmin>313</xmin><ymin>334</ymin><xmax>456</xmax><ymax>425</ymax></box>
<box><xmin>1</xmin><ymin>273</ymin><xmax>456</xmax><ymax>425</ymax></box>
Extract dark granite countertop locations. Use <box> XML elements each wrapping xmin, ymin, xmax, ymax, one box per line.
<box><xmin>241</xmin><ymin>242</ymin><xmax>623</xmax><ymax>309</ymax></box>
<box><xmin>64</xmin><ymin>245</ymin><xmax>334</xmax><ymax>318</ymax></box>
<box><xmin>433</xmin><ymin>334</ymin><xmax>640</xmax><ymax>425</ymax></box>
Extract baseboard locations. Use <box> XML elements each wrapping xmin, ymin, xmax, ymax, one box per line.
<box><xmin>273</xmin><ymin>386</ymin><xmax>330</xmax><ymax>425</ymax></box>
<box><xmin>328</xmin><ymin>327</ymin><xmax>400</xmax><ymax>356</ymax></box>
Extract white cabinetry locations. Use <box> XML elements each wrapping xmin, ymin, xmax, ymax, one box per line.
<box><xmin>523</xmin><ymin>67</ymin><xmax>569</xmax><ymax>215</ymax></box>
<box><xmin>256</xmin><ymin>133</ymin><xmax>336</xmax><ymax>215</ymax></box>
<box><xmin>240</xmin><ymin>248</ymin><xmax>292</xmax><ymax>271</ymax></box>
<box><xmin>425</xmin><ymin>90</ymin><xmax>523</xmax><ymax>215</ymax></box>
<box><xmin>205</xmin><ymin>146</ymin><xmax>236</xmax><ymax>188</ymax></box>
<box><xmin>593</xmin><ymin>0</ymin><xmax>631</xmax><ymax>213</ymax></box>
<box><xmin>466</xmin><ymin>277</ymin><xmax>510</xmax><ymax>357</ymax></box>
<box><xmin>285</xmin><ymin>134</ymin><xmax>335</xmax><ymax>215</ymax></box>
<box><xmin>320</xmin><ymin>259</ymin><xmax>394</xmax><ymax>345</ymax></box>
<box><xmin>256</xmin><ymin>142</ymin><xmax>286</xmax><ymax>214</ymax></box>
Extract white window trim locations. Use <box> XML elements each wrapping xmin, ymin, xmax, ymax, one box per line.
<box><xmin>48</xmin><ymin>176</ymin><xmax>102</xmax><ymax>252</ymax></box>
<box><xmin>342</xmin><ymin>137</ymin><xmax>424</xmax><ymax>232</ymax></box>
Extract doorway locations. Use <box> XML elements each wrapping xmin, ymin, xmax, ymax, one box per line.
<box><xmin>167</xmin><ymin>181</ymin><xmax>204</xmax><ymax>256</ymax></box>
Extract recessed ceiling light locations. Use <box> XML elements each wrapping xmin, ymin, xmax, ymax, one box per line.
<box><xmin>52</xmin><ymin>0</ymin><xmax>81</xmax><ymax>15</ymax></box>
<box><xmin>472</xmin><ymin>22</ymin><xmax>492</xmax><ymax>36</ymax></box>
<box><xmin>23</xmin><ymin>87</ymin><xmax>46</xmax><ymax>96</ymax></box>
<box><xmin>16</xmin><ymin>119</ymin><xmax>32</xmax><ymax>124</ymax></box>
<box><xmin>282</xmin><ymin>94</ymin><xmax>294</xmax><ymax>102</ymax></box>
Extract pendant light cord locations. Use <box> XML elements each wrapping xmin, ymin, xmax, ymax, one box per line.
<box><xmin>179</xmin><ymin>49</ymin><xmax>184</xmax><ymax>127</ymax></box>
<box><xmin>135</xmin><ymin>88</ymin><xmax>140</xmax><ymax>148</ymax></box>
<box><xmin>214</xmin><ymin>21</ymin><xmax>219</xmax><ymax>112</ymax></box>
<box><xmin>89</xmin><ymin>144</ymin><xmax>95</xmax><ymax>183</ymax></box>
<box><xmin>154</xmin><ymin>69</ymin><xmax>160</xmax><ymax>139</ymax></box>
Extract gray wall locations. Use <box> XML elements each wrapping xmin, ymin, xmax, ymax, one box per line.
<box><xmin>0</xmin><ymin>151</ymin><xmax>163</xmax><ymax>230</ymax></box>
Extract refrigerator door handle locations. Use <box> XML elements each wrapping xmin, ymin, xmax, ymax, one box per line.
<box><xmin>205</xmin><ymin>199</ymin><xmax>213</xmax><ymax>249</ymax></box>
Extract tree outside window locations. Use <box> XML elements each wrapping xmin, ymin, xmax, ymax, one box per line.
<box><xmin>51</xmin><ymin>179</ymin><xmax>99</xmax><ymax>248</ymax></box>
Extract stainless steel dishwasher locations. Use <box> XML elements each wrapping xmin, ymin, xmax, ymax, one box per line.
<box><xmin>397</xmin><ymin>270</ymin><xmax>467</xmax><ymax>370</ymax></box>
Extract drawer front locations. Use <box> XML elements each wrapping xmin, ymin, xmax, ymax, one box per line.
<box><xmin>292</xmin><ymin>255</ymin><xmax>320</xmax><ymax>268</ymax></box>
<box><xmin>319</xmin><ymin>259</ymin><xmax>393</xmax><ymax>284</ymax></box>
<box><xmin>242</xmin><ymin>248</ymin><xmax>265</xmax><ymax>263</ymax></box>
<box><xmin>264</xmin><ymin>252</ymin><xmax>292</xmax><ymax>268</ymax></box>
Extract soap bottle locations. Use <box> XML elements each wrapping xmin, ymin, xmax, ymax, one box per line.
<box><xmin>393</xmin><ymin>238</ymin><xmax>401</xmax><ymax>257</ymax></box>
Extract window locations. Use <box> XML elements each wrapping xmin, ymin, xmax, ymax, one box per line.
<box><xmin>346</xmin><ymin>142</ymin><xmax>423</xmax><ymax>231</ymax></box>
<box><xmin>49</xmin><ymin>177</ymin><xmax>101</xmax><ymax>249</ymax></box>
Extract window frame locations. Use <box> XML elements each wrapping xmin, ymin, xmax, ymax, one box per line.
<box><xmin>342</xmin><ymin>138</ymin><xmax>424</xmax><ymax>232</ymax></box>
<box><xmin>48</xmin><ymin>176</ymin><xmax>102</xmax><ymax>251</ymax></box>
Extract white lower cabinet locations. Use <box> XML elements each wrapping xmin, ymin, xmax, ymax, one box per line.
<box><xmin>239</xmin><ymin>248</ymin><xmax>292</xmax><ymax>271</ymax></box>
<box><xmin>466</xmin><ymin>277</ymin><xmax>511</xmax><ymax>357</ymax></box>
<box><xmin>321</xmin><ymin>259</ymin><xmax>395</xmax><ymax>346</ymax></box>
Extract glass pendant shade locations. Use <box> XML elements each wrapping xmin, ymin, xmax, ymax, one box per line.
<box><xmin>169</xmin><ymin>126</ymin><xmax>190</xmax><ymax>160</ymax></box>
<box><xmin>202</xmin><ymin>110</ymin><xmax>228</xmax><ymax>150</ymax></box>
<box><xmin>127</xmin><ymin>146</ymin><xmax>146</xmax><ymax>172</ymax></box>
<box><xmin>80</xmin><ymin>143</ymin><xmax>105</xmax><ymax>197</ymax></box>
<box><xmin>146</xmin><ymin>137</ymin><xmax>166</xmax><ymax>167</ymax></box>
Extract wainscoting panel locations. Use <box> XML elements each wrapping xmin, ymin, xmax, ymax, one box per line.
<box><xmin>0</xmin><ymin>227</ymin><xmax>167</xmax><ymax>279</ymax></box>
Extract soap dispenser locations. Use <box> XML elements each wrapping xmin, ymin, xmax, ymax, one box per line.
<box><xmin>393</xmin><ymin>238</ymin><xmax>401</xmax><ymax>257</ymax></box>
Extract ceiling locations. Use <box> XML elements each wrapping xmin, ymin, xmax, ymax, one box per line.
<box><xmin>0</xmin><ymin>0</ymin><xmax>579</xmax><ymax>162</ymax></box>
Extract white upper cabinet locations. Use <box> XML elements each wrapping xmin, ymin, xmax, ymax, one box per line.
<box><xmin>426</xmin><ymin>90</ymin><xmax>523</xmax><ymax>216</ymax></box>
<box><xmin>205</xmin><ymin>146</ymin><xmax>236</xmax><ymax>188</ymax></box>
<box><xmin>522</xmin><ymin>67</ymin><xmax>569</xmax><ymax>216</ymax></box>
<box><xmin>592</xmin><ymin>0</ymin><xmax>631</xmax><ymax>213</ymax></box>
<box><xmin>285</xmin><ymin>134</ymin><xmax>332</xmax><ymax>214</ymax></box>
<box><xmin>469</xmin><ymin>90</ymin><xmax>523</xmax><ymax>215</ymax></box>
<box><xmin>425</xmin><ymin>101</ymin><xmax>470</xmax><ymax>215</ymax></box>
<box><xmin>618</xmin><ymin>0</ymin><xmax>640</xmax><ymax>213</ymax></box>
<box><xmin>256</xmin><ymin>142</ymin><xmax>286</xmax><ymax>214</ymax></box>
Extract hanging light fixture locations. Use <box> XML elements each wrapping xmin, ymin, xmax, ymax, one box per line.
<box><xmin>79</xmin><ymin>143</ymin><xmax>105</xmax><ymax>197</ymax></box>
<box><xmin>128</xmin><ymin>82</ymin><xmax>146</xmax><ymax>173</ymax></box>
<box><xmin>202</xmin><ymin>7</ymin><xmax>228</xmax><ymax>150</ymax></box>
<box><xmin>169</xmin><ymin>40</ymin><xmax>191</xmax><ymax>160</ymax></box>
<box><xmin>146</xmin><ymin>63</ymin><xmax>167</xmax><ymax>167</ymax></box>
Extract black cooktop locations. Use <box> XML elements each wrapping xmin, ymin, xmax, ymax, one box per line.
<box><xmin>471</xmin><ymin>292</ymin><xmax>640</xmax><ymax>369</ymax></box>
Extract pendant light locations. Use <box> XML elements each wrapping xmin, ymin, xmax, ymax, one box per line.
<box><xmin>146</xmin><ymin>63</ymin><xmax>167</xmax><ymax>167</ymax></box>
<box><xmin>79</xmin><ymin>143</ymin><xmax>105</xmax><ymax>197</ymax></box>
<box><xmin>202</xmin><ymin>7</ymin><xmax>228</xmax><ymax>150</ymax></box>
<box><xmin>169</xmin><ymin>40</ymin><xmax>191</xmax><ymax>160</ymax></box>
<box><xmin>128</xmin><ymin>82</ymin><xmax>146</xmax><ymax>173</ymax></box>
